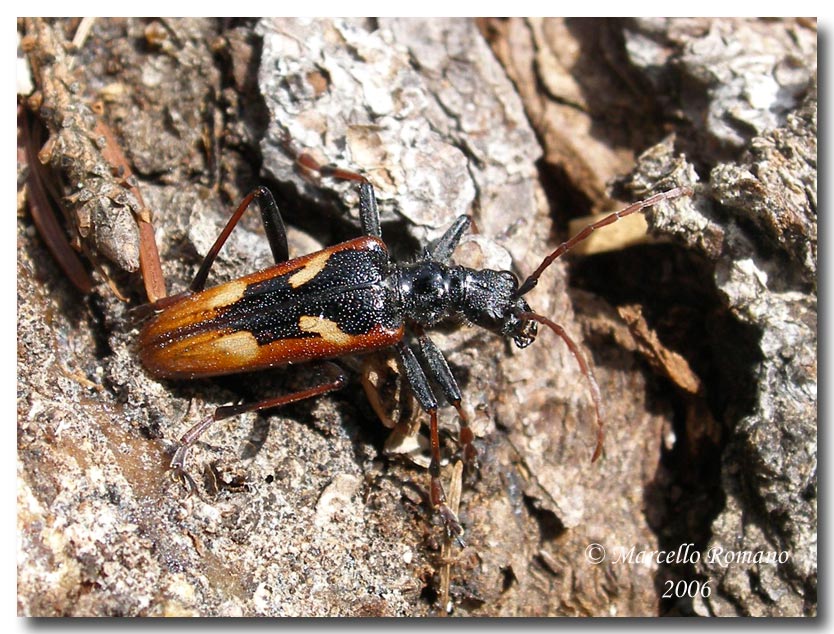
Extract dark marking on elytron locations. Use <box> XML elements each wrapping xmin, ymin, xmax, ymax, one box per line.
<box><xmin>236</xmin><ymin>242</ymin><xmax>398</xmax><ymax>345</ymax></box>
<box><xmin>158</xmin><ymin>239</ymin><xmax>399</xmax><ymax>349</ymax></box>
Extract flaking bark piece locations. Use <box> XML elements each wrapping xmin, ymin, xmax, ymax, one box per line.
<box><xmin>23</xmin><ymin>18</ymin><xmax>142</xmax><ymax>274</ymax></box>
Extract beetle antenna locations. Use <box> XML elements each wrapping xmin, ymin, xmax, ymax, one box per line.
<box><xmin>515</xmin><ymin>186</ymin><xmax>692</xmax><ymax>297</ymax></box>
<box><xmin>518</xmin><ymin>311</ymin><xmax>604</xmax><ymax>462</ymax></box>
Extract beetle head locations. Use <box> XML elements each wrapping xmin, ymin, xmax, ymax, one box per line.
<box><xmin>457</xmin><ymin>269</ymin><xmax>538</xmax><ymax>348</ymax></box>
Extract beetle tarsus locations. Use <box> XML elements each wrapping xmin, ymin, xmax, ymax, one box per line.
<box><xmin>438</xmin><ymin>505</ymin><xmax>466</xmax><ymax>548</ymax></box>
<box><xmin>170</xmin><ymin>454</ymin><xmax>197</xmax><ymax>496</ymax></box>
<box><xmin>462</xmin><ymin>443</ymin><xmax>479</xmax><ymax>474</ymax></box>
<box><xmin>458</xmin><ymin>422</ymin><xmax>478</xmax><ymax>472</ymax></box>
<box><xmin>170</xmin><ymin>438</ymin><xmax>199</xmax><ymax>495</ymax></box>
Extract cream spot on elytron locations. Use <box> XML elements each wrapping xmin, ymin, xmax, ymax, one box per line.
<box><xmin>298</xmin><ymin>315</ymin><xmax>352</xmax><ymax>346</ymax></box>
<box><xmin>205</xmin><ymin>279</ymin><xmax>247</xmax><ymax>309</ymax></box>
<box><xmin>288</xmin><ymin>251</ymin><xmax>330</xmax><ymax>289</ymax></box>
<box><xmin>211</xmin><ymin>330</ymin><xmax>260</xmax><ymax>363</ymax></box>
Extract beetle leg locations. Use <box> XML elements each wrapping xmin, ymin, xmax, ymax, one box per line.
<box><xmin>190</xmin><ymin>186</ymin><xmax>288</xmax><ymax>293</ymax></box>
<box><xmin>429</xmin><ymin>215</ymin><xmax>471</xmax><ymax>263</ymax></box>
<box><xmin>258</xmin><ymin>188</ymin><xmax>290</xmax><ymax>265</ymax></box>
<box><xmin>280</xmin><ymin>134</ymin><xmax>382</xmax><ymax>239</ymax></box>
<box><xmin>170</xmin><ymin>413</ymin><xmax>215</xmax><ymax>493</ymax></box>
<box><xmin>357</xmin><ymin>181</ymin><xmax>381</xmax><ymax>239</ymax></box>
<box><xmin>281</xmin><ymin>132</ymin><xmax>369</xmax><ymax>185</ymax></box>
<box><xmin>170</xmin><ymin>364</ymin><xmax>346</xmax><ymax>492</ymax></box>
<box><xmin>413</xmin><ymin>327</ymin><xmax>477</xmax><ymax>468</ymax></box>
<box><xmin>293</xmin><ymin>150</ymin><xmax>369</xmax><ymax>185</ymax></box>
<box><xmin>396</xmin><ymin>341</ymin><xmax>465</xmax><ymax>545</ymax></box>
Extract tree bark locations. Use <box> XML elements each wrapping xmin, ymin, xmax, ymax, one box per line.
<box><xmin>17</xmin><ymin>17</ymin><xmax>816</xmax><ymax>616</ymax></box>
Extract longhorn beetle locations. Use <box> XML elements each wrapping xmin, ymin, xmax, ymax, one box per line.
<box><xmin>138</xmin><ymin>150</ymin><xmax>691</xmax><ymax>541</ymax></box>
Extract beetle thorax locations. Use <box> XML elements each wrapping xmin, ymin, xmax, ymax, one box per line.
<box><xmin>393</xmin><ymin>262</ymin><xmax>536</xmax><ymax>347</ymax></box>
<box><xmin>394</xmin><ymin>261</ymin><xmax>460</xmax><ymax>326</ymax></box>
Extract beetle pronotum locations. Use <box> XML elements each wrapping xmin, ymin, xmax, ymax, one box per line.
<box><xmin>138</xmin><ymin>150</ymin><xmax>691</xmax><ymax>541</ymax></box>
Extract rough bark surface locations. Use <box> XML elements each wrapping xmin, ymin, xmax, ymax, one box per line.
<box><xmin>18</xmin><ymin>17</ymin><xmax>816</xmax><ymax>617</ymax></box>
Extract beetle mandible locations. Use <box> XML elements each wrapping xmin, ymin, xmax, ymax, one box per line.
<box><xmin>138</xmin><ymin>150</ymin><xmax>691</xmax><ymax>541</ymax></box>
